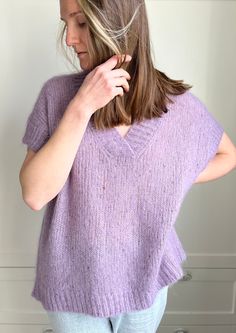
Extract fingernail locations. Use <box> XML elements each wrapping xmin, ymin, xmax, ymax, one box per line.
<box><xmin>123</xmin><ymin>54</ymin><xmax>132</xmax><ymax>59</ymax></box>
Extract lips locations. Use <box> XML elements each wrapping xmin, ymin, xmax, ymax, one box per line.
<box><xmin>77</xmin><ymin>52</ymin><xmax>87</xmax><ymax>59</ymax></box>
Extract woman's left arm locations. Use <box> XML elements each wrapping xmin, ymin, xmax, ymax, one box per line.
<box><xmin>194</xmin><ymin>132</ymin><xmax>236</xmax><ymax>184</ymax></box>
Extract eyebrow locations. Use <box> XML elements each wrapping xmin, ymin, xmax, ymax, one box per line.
<box><xmin>60</xmin><ymin>11</ymin><xmax>83</xmax><ymax>21</ymax></box>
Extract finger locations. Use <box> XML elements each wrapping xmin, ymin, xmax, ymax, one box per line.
<box><xmin>115</xmin><ymin>86</ymin><xmax>125</xmax><ymax>97</ymax></box>
<box><xmin>102</xmin><ymin>54</ymin><xmax>132</xmax><ymax>72</ymax></box>
<box><xmin>113</xmin><ymin>77</ymin><xmax>130</xmax><ymax>92</ymax></box>
<box><xmin>111</xmin><ymin>68</ymin><xmax>131</xmax><ymax>80</ymax></box>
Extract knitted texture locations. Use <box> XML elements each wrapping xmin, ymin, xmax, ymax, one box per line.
<box><xmin>22</xmin><ymin>69</ymin><xmax>224</xmax><ymax>317</ymax></box>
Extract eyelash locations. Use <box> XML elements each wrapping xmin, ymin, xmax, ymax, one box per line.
<box><xmin>78</xmin><ymin>22</ymin><xmax>86</xmax><ymax>28</ymax></box>
<box><xmin>62</xmin><ymin>20</ymin><xmax>86</xmax><ymax>28</ymax></box>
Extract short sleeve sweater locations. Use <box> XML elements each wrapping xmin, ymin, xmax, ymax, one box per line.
<box><xmin>21</xmin><ymin>69</ymin><xmax>224</xmax><ymax>317</ymax></box>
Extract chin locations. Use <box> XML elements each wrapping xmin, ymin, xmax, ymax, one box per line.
<box><xmin>80</xmin><ymin>60</ymin><xmax>91</xmax><ymax>71</ymax></box>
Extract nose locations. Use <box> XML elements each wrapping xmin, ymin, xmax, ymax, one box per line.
<box><xmin>65</xmin><ymin>25</ymin><xmax>80</xmax><ymax>47</ymax></box>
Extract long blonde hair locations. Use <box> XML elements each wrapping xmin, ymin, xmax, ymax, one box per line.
<box><xmin>57</xmin><ymin>0</ymin><xmax>192</xmax><ymax>130</ymax></box>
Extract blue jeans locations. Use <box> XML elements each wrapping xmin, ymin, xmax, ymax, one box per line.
<box><xmin>47</xmin><ymin>286</ymin><xmax>169</xmax><ymax>333</ymax></box>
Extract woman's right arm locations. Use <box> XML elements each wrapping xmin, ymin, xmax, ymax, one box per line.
<box><xmin>19</xmin><ymin>99</ymin><xmax>91</xmax><ymax>211</ymax></box>
<box><xmin>19</xmin><ymin>54</ymin><xmax>132</xmax><ymax>211</ymax></box>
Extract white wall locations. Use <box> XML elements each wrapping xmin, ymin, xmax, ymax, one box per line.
<box><xmin>0</xmin><ymin>1</ymin><xmax>235</xmax><ymax>263</ymax></box>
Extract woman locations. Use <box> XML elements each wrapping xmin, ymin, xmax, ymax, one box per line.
<box><xmin>19</xmin><ymin>0</ymin><xmax>236</xmax><ymax>332</ymax></box>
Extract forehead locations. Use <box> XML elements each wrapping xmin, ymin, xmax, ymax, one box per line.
<box><xmin>60</xmin><ymin>0</ymin><xmax>84</xmax><ymax>16</ymax></box>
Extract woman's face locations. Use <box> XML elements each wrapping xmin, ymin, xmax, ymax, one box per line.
<box><xmin>60</xmin><ymin>0</ymin><xmax>91</xmax><ymax>70</ymax></box>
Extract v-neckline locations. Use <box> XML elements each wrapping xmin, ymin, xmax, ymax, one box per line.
<box><xmin>72</xmin><ymin>70</ymin><xmax>169</xmax><ymax>159</ymax></box>
<box><xmin>113</xmin><ymin>126</ymin><xmax>132</xmax><ymax>139</ymax></box>
<box><xmin>87</xmin><ymin>116</ymin><xmax>165</xmax><ymax>159</ymax></box>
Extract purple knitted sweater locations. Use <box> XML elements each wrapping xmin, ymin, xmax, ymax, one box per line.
<box><xmin>21</xmin><ymin>69</ymin><xmax>224</xmax><ymax>317</ymax></box>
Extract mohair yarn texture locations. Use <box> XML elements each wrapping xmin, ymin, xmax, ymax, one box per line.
<box><xmin>22</xmin><ymin>69</ymin><xmax>224</xmax><ymax>317</ymax></box>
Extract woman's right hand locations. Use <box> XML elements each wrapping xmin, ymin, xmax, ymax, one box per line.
<box><xmin>73</xmin><ymin>54</ymin><xmax>132</xmax><ymax>118</ymax></box>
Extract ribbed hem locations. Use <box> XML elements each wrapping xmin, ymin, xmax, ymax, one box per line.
<box><xmin>31</xmin><ymin>255</ymin><xmax>186</xmax><ymax>318</ymax></box>
<box><xmin>22</xmin><ymin>123</ymin><xmax>49</xmax><ymax>152</ymax></box>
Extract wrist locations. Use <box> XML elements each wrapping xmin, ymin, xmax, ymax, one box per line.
<box><xmin>68</xmin><ymin>97</ymin><xmax>93</xmax><ymax>122</ymax></box>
